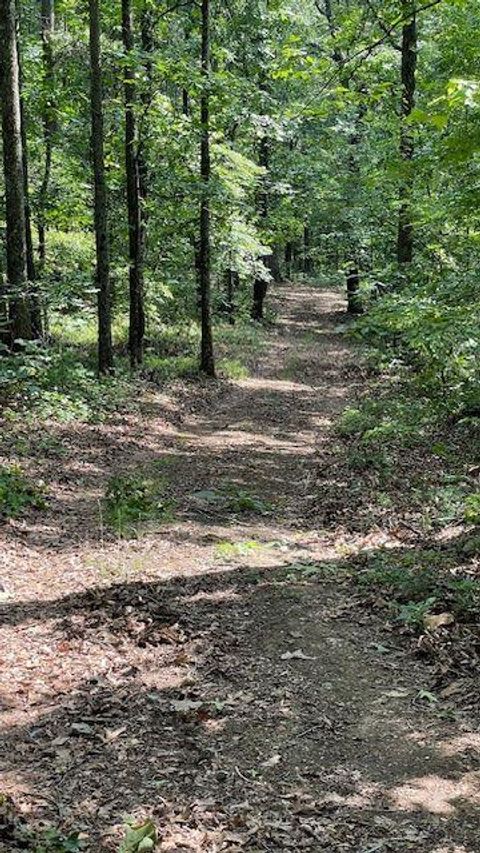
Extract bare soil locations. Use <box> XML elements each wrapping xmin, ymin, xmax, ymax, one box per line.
<box><xmin>1</xmin><ymin>284</ymin><xmax>480</xmax><ymax>852</ymax></box>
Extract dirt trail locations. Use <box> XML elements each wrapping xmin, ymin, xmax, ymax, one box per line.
<box><xmin>1</xmin><ymin>284</ymin><xmax>480</xmax><ymax>852</ymax></box>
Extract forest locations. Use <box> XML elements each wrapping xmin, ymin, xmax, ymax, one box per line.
<box><xmin>1</xmin><ymin>0</ymin><xmax>480</xmax><ymax>851</ymax></box>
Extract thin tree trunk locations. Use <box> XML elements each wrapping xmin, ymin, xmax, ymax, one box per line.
<box><xmin>199</xmin><ymin>0</ymin><xmax>215</xmax><ymax>376</ymax></box>
<box><xmin>346</xmin><ymin>265</ymin><xmax>362</xmax><ymax>314</ymax></box>
<box><xmin>252</xmin><ymin>134</ymin><xmax>270</xmax><ymax>321</ymax></box>
<box><xmin>122</xmin><ymin>0</ymin><xmax>144</xmax><ymax>368</ymax></box>
<box><xmin>224</xmin><ymin>266</ymin><xmax>238</xmax><ymax>324</ymax></box>
<box><xmin>397</xmin><ymin>1</ymin><xmax>417</xmax><ymax>266</ymax></box>
<box><xmin>0</xmin><ymin>0</ymin><xmax>32</xmax><ymax>344</ymax></box>
<box><xmin>138</xmin><ymin>5</ymin><xmax>154</xmax><ymax>209</ymax></box>
<box><xmin>88</xmin><ymin>0</ymin><xmax>113</xmax><ymax>374</ymax></box>
<box><xmin>323</xmin><ymin>0</ymin><xmax>363</xmax><ymax>311</ymax></box>
<box><xmin>17</xmin><ymin>29</ymin><xmax>42</xmax><ymax>336</ymax></box>
<box><xmin>38</xmin><ymin>0</ymin><xmax>55</xmax><ymax>266</ymax></box>
<box><xmin>285</xmin><ymin>241</ymin><xmax>293</xmax><ymax>278</ymax></box>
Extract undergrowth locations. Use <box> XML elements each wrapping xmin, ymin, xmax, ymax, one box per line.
<box><xmin>0</xmin><ymin>314</ymin><xmax>266</xmax><ymax>426</ymax></box>
<box><xmin>103</xmin><ymin>466</ymin><xmax>175</xmax><ymax>537</ymax></box>
<box><xmin>0</xmin><ymin>464</ymin><xmax>47</xmax><ymax>518</ymax></box>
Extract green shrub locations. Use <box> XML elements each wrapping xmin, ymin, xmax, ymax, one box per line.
<box><xmin>465</xmin><ymin>493</ymin><xmax>480</xmax><ymax>525</ymax></box>
<box><xmin>0</xmin><ymin>345</ymin><xmax>133</xmax><ymax>423</ymax></box>
<box><xmin>142</xmin><ymin>353</ymin><xmax>198</xmax><ymax>381</ymax></box>
<box><xmin>0</xmin><ymin>464</ymin><xmax>47</xmax><ymax>518</ymax></box>
<box><xmin>104</xmin><ymin>469</ymin><xmax>174</xmax><ymax>537</ymax></box>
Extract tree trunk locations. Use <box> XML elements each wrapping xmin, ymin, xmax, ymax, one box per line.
<box><xmin>323</xmin><ymin>0</ymin><xmax>363</xmax><ymax>311</ymax></box>
<box><xmin>346</xmin><ymin>265</ymin><xmax>362</xmax><ymax>315</ymax></box>
<box><xmin>199</xmin><ymin>0</ymin><xmax>215</xmax><ymax>376</ymax></box>
<box><xmin>0</xmin><ymin>0</ymin><xmax>32</xmax><ymax>344</ymax></box>
<box><xmin>397</xmin><ymin>1</ymin><xmax>417</xmax><ymax>266</ymax></box>
<box><xmin>224</xmin><ymin>267</ymin><xmax>238</xmax><ymax>324</ymax></box>
<box><xmin>138</xmin><ymin>6</ymin><xmax>153</xmax><ymax>218</ymax></box>
<box><xmin>38</xmin><ymin>0</ymin><xmax>55</xmax><ymax>266</ymax></box>
<box><xmin>88</xmin><ymin>0</ymin><xmax>113</xmax><ymax>374</ymax></box>
<box><xmin>17</xmin><ymin>31</ymin><xmax>42</xmax><ymax>337</ymax></box>
<box><xmin>252</xmin><ymin>134</ymin><xmax>270</xmax><ymax>321</ymax></box>
<box><xmin>122</xmin><ymin>0</ymin><xmax>144</xmax><ymax>368</ymax></box>
<box><xmin>285</xmin><ymin>241</ymin><xmax>293</xmax><ymax>278</ymax></box>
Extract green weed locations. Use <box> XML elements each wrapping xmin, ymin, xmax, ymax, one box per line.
<box><xmin>286</xmin><ymin>561</ymin><xmax>342</xmax><ymax>581</ymax></box>
<box><xmin>142</xmin><ymin>353</ymin><xmax>198</xmax><ymax>382</ymax></box>
<box><xmin>0</xmin><ymin>464</ymin><xmax>47</xmax><ymax>518</ymax></box>
<box><xmin>465</xmin><ymin>493</ymin><xmax>480</xmax><ymax>525</ymax></box>
<box><xmin>214</xmin><ymin>539</ymin><xmax>264</xmax><ymax>560</ymax></box>
<box><xmin>357</xmin><ymin>548</ymin><xmax>480</xmax><ymax>627</ymax></box>
<box><xmin>218</xmin><ymin>358</ymin><xmax>250</xmax><ymax>379</ymax></box>
<box><xmin>104</xmin><ymin>468</ymin><xmax>174</xmax><ymax>537</ymax></box>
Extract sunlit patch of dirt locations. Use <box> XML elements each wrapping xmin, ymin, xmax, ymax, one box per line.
<box><xmin>439</xmin><ymin>733</ymin><xmax>480</xmax><ymax>757</ymax></box>
<box><xmin>390</xmin><ymin>772</ymin><xmax>480</xmax><ymax>815</ymax></box>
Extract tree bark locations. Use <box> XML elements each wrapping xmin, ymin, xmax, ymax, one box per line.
<box><xmin>122</xmin><ymin>0</ymin><xmax>144</xmax><ymax>368</ymax></box>
<box><xmin>347</xmin><ymin>265</ymin><xmax>362</xmax><ymax>314</ymax></box>
<box><xmin>252</xmin><ymin>134</ymin><xmax>271</xmax><ymax>321</ymax></box>
<box><xmin>397</xmin><ymin>1</ymin><xmax>417</xmax><ymax>266</ymax></box>
<box><xmin>199</xmin><ymin>0</ymin><xmax>215</xmax><ymax>376</ymax></box>
<box><xmin>17</xmin><ymin>29</ymin><xmax>42</xmax><ymax>336</ymax></box>
<box><xmin>323</xmin><ymin>0</ymin><xmax>363</xmax><ymax>311</ymax></box>
<box><xmin>38</xmin><ymin>0</ymin><xmax>55</xmax><ymax>266</ymax></box>
<box><xmin>0</xmin><ymin>0</ymin><xmax>32</xmax><ymax>344</ymax></box>
<box><xmin>88</xmin><ymin>0</ymin><xmax>113</xmax><ymax>374</ymax></box>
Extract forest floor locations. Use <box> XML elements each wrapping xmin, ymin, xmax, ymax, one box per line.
<box><xmin>1</xmin><ymin>284</ymin><xmax>480</xmax><ymax>852</ymax></box>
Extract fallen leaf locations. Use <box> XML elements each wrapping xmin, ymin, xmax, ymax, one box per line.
<box><xmin>280</xmin><ymin>649</ymin><xmax>316</xmax><ymax>661</ymax></box>
<box><xmin>261</xmin><ymin>753</ymin><xmax>281</xmax><ymax>769</ymax></box>
<box><xmin>424</xmin><ymin>612</ymin><xmax>454</xmax><ymax>631</ymax></box>
<box><xmin>104</xmin><ymin>725</ymin><xmax>127</xmax><ymax>743</ymax></box>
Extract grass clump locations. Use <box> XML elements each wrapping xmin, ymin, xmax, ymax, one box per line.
<box><xmin>214</xmin><ymin>539</ymin><xmax>264</xmax><ymax>560</ymax></box>
<box><xmin>218</xmin><ymin>358</ymin><xmax>250</xmax><ymax>380</ymax></box>
<box><xmin>465</xmin><ymin>493</ymin><xmax>480</xmax><ymax>525</ymax></box>
<box><xmin>0</xmin><ymin>464</ymin><xmax>47</xmax><ymax>519</ymax></box>
<box><xmin>142</xmin><ymin>354</ymin><xmax>198</xmax><ymax>382</ymax></box>
<box><xmin>104</xmin><ymin>468</ymin><xmax>174</xmax><ymax>537</ymax></box>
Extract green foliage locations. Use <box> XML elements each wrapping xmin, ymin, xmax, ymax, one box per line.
<box><xmin>104</xmin><ymin>468</ymin><xmax>174</xmax><ymax>537</ymax></box>
<box><xmin>0</xmin><ymin>464</ymin><xmax>47</xmax><ymax>518</ymax></box>
<box><xmin>31</xmin><ymin>828</ymin><xmax>82</xmax><ymax>853</ymax></box>
<box><xmin>119</xmin><ymin>819</ymin><xmax>157</xmax><ymax>853</ymax></box>
<box><xmin>397</xmin><ymin>597</ymin><xmax>437</xmax><ymax>628</ymax></box>
<box><xmin>143</xmin><ymin>354</ymin><xmax>198</xmax><ymax>382</ymax></box>
<box><xmin>218</xmin><ymin>358</ymin><xmax>250</xmax><ymax>379</ymax></box>
<box><xmin>358</xmin><ymin>548</ymin><xmax>480</xmax><ymax>627</ymax></box>
<box><xmin>0</xmin><ymin>795</ymin><xmax>82</xmax><ymax>853</ymax></box>
<box><xmin>355</xmin><ymin>276</ymin><xmax>480</xmax><ymax>418</ymax></box>
<box><xmin>465</xmin><ymin>493</ymin><xmax>480</xmax><ymax>525</ymax></box>
<box><xmin>214</xmin><ymin>539</ymin><xmax>264</xmax><ymax>560</ymax></box>
<box><xmin>0</xmin><ymin>344</ymin><xmax>134</xmax><ymax>423</ymax></box>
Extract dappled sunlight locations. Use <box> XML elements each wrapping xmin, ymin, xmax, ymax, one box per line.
<box><xmin>439</xmin><ymin>733</ymin><xmax>480</xmax><ymax>757</ymax></box>
<box><xmin>2</xmin><ymin>285</ymin><xmax>480</xmax><ymax>851</ymax></box>
<box><xmin>389</xmin><ymin>773</ymin><xmax>480</xmax><ymax>815</ymax></box>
